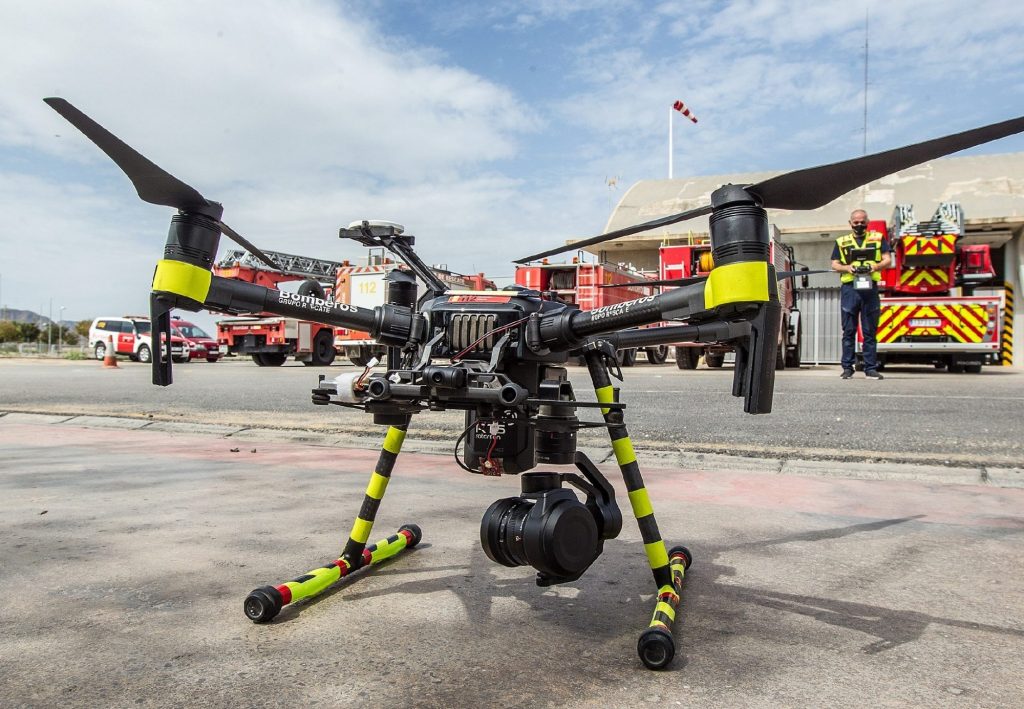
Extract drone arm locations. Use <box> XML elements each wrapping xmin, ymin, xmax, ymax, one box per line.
<box><xmin>595</xmin><ymin>320</ymin><xmax>752</xmax><ymax>350</ymax></box>
<box><xmin>152</xmin><ymin>269</ymin><xmax>418</xmax><ymax>343</ymax></box>
<box><xmin>539</xmin><ymin>261</ymin><xmax>774</xmax><ymax>350</ymax></box>
<box><xmin>150</xmin><ymin>263</ymin><xmax>421</xmax><ymax>386</ymax></box>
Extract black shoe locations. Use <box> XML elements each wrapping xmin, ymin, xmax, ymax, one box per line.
<box><xmin>840</xmin><ymin>369</ymin><xmax>854</xmax><ymax>379</ymax></box>
<box><xmin>865</xmin><ymin>370</ymin><xmax>884</xmax><ymax>380</ymax></box>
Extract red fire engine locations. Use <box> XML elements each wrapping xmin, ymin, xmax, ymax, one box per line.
<box><xmin>868</xmin><ymin>203</ymin><xmax>1002</xmax><ymax>372</ymax></box>
<box><xmin>214</xmin><ymin>249</ymin><xmax>344</xmax><ymax>367</ymax></box>
<box><xmin>513</xmin><ymin>259</ymin><xmax>662</xmax><ymax>365</ymax></box>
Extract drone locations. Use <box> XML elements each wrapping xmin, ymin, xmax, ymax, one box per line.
<box><xmin>45</xmin><ymin>97</ymin><xmax>1024</xmax><ymax>670</ymax></box>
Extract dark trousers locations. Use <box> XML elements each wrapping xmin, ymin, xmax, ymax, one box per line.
<box><xmin>840</xmin><ymin>283</ymin><xmax>881</xmax><ymax>371</ymax></box>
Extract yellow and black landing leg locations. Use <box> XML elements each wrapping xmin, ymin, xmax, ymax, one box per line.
<box><xmin>584</xmin><ymin>348</ymin><xmax>693</xmax><ymax>670</ymax></box>
<box><xmin>243</xmin><ymin>423</ymin><xmax>421</xmax><ymax>622</ymax></box>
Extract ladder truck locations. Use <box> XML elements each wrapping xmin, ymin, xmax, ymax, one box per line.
<box><xmin>215</xmin><ymin>249</ymin><xmax>345</xmax><ymax>367</ymax></box>
<box><xmin>868</xmin><ymin>203</ymin><xmax>1002</xmax><ymax>373</ymax></box>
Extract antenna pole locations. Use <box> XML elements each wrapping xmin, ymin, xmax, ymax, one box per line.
<box><xmin>668</xmin><ymin>105</ymin><xmax>674</xmax><ymax>179</ymax></box>
<box><xmin>863</xmin><ymin>9</ymin><xmax>869</xmax><ymax>155</ymax></box>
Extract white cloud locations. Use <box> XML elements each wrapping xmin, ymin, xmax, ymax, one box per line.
<box><xmin>0</xmin><ymin>0</ymin><xmax>556</xmax><ymax>320</ymax></box>
<box><xmin>2</xmin><ymin>0</ymin><xmax>1023</xmax><ymax>323</ymax></box>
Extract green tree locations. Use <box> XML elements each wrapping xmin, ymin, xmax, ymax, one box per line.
<box><xmin>17</xmin><ymin>322</ymin><xmax>40</xmax><ymax>342</ymax></box>
<box><xmin>59</xmin><ymin>326</ymin><xmax>80</xmax><ymax>346</ymax></box>
<box><xmin>0</xmin><ymin>320</ymin><xmax>17</xmax><ymax>342</ymax></box>
<box><xmin>75</xmin><ymin>320</ymin><xmax>91</xmax><ymax>339</ymax></box>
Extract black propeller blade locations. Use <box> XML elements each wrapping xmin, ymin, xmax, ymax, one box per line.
<box><xmin>777</xmin><ymin>269</ymin><xmax>831</xmax><ymax>279</ymax></box>
<box><xmin>218</xmin><ymin>222</ymin><xmax>278</xmax><ymax>270</ymax></box>
<box><xmin>514</xmin><ymin>205</ymin><xmax>712</xmax><ymax>264</ymax></box>
<box><xmin>516</xmin><ymin>113</ymin><xmax>1024</xmax><ymax>264</ymax></box>
<box><xmin>597</xmin><ymin>276</ymin><xmax>706</xmax><ymax>288</ymax></box>
<box><xmin>44</xmin><ymin>97</ymin><xmax>212</xmax><ymax>213</ymax></box>
<box><xmin>748</xmin><ymin>115</ymin><xmax>1024</xmax><ymax>210</ymax></box>
<box><xmin>44</xmin><ymin>97</ymin><xmax>279</xmax><ymax>270</ymax></box>
<box><xmin>600</xmin><ymin>269</ymin><xmax>833</xmax><ymax>290</ymax></box>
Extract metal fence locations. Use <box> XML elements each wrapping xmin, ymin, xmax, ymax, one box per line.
<box><xmin>0</xmin><ymin>342</ymin><xmax>89</xmax><ymax>356</ymax></box>
<box><xmin>797</xmin><ymin>287</ymin><xmax>842</xmax><ymax>365</ymax></box>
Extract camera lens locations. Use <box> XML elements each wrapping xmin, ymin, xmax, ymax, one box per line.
<box><xmin>480</xmin><ymin>485</ymin><xmax>600</xmax><ymax>580</ymax></box>
<box><xmin>480</xmin><ymin>497</ymin><xmax>531</xmax><ymax>567</ymax></box>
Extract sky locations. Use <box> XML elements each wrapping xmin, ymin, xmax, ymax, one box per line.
<box><xmin>2</xmin><ymin>0</ymin><xmax>1024</xmax><ymax>328</ymax></box>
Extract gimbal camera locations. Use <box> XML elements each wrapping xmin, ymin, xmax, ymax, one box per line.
<box><xmin>44</xmin><ymin>97</ymin><xmax>1024</xmax><ymax>669</ymax></box>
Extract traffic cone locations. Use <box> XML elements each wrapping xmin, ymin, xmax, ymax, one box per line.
<box><xmin>103</xmin><ymin>334</ymin><xmax>118</xmax><ymax>368</ymax></box>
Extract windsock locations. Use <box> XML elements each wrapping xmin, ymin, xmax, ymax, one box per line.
<box><xmin>672</xmin><ymin>100</ymin><xmax>698</xmax><ymax>124</ymax></box>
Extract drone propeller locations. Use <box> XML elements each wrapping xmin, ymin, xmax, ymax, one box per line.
<box><xmin>43</xmin><ymin>98</ymin><xmax>278</xmax><ymax>270</ymax></box>
<box><xmin>516</xmin><ymin>114</ymin><xmax>1024</xmax><ymax>264</ymax></box>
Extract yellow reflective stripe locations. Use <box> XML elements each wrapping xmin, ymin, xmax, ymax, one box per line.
<box><xmin>596</xmin><ymin>385</ymin><xmax>614</xmax><ymax>415</ymax></box>
<box><xmin>704</xmin><ymin>261</ymin><xmax>769</xmax><ymax>310</ymax></box>
<box><xmin>284</xmin><ymin>566</ymin><xmax>341</xmax><ymax>601</ymax></box>
<box><xmin>369</xmin><ymin>536</ymin><xmax>405</xmax><ymax>563</ymax></box>
<box><xmin>628</xmin><ymin>488</ymin><xmax>653</xmax><ymax>518</ymax></box>
<box><xmin>655</xmin><ymin>601</ymin><xmax>676</xmax><ymax>622</ymax></box>
<box><xmin>366</xmin><ymin>472</ymin><xmax>389</xmax><ymax>500</ymax></box>
<box><xmin>382</xmin><ymin>427</ymin><xmax>406</xmax><ymax>454</ymax></box>
<box><xmin>151</xmin><ymin>259</ymin><xmax>211</xmax><ymax>302</ymax></box>
<box><xmin>658</xmin><ymin>584</ymin><xmax>677</xmax><ymax>598</ymax></box>
<box><xmin>645</xmin><ymin>541</ymin><xmax>670</xmax><ymax>570</ymax></box>
<box><xmin>611</xmin><ymin>437</ymin><xmax>637</xmax><ymax>466</ymax></box>
<box><xmin>350</xmin><ymin>517</ymin><xmax>373</xmax><ymax>544</ymax></box>
<box><xmin>649</xmin><ymin>619</ymin><xmax>670</xmax><ymax>630</ymax></box>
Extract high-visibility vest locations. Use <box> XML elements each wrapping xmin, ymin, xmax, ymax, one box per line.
<box><xmin>835</xmin><ymin>231</ymin><xmax>883</xmax><ymax>283</ymax></box>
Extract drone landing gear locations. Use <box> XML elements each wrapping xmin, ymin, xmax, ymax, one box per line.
<box><xmin>243</xmin><ymin>422</ymin><xmax>421</xmax><ymax>622</ymax></box>
<box><xmin>585</xmin><ymin>349</ymin><xmax>692</xmax><ymax>670</ymax></box>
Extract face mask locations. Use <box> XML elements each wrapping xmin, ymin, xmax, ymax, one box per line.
<box><xmin>852</xmin><ymin>224</ymin><xmax>866</xmax><ymax>236</ymax></box>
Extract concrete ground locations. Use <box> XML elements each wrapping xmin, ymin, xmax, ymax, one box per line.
<box><xmin>2</xmin><ymin>414</ymin><xmax>1023</xmax><ymax>707</ymax></box>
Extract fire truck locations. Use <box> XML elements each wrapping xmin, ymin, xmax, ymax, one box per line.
<box><xmin>513</xmin><ymin>260</ymin><xmax>662</xmax><ymax>365</ymax></box>
<box><xmin>214</xmin><ymin>249</ymin><xmax>345</xmax><ymax>367</ymax></box>
<box><xmin>868</xmin><ymin>203</ymin><xmax>1002</xmax><ymax>373</ymax></box>
<box><xmin>334</xmin><ymin>257</ymin><xmax>495</xmax><ymax>366</ymax></box>
<box><xmin>660</xmin><ymin>230</ymin><xmax>803</xmax><ymax>370</ymax></box>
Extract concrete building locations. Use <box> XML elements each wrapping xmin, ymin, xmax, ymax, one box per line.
<box><xmin>573</xmin><ymin>151</ymin><xmax>1024</xmax><ymax>366</ymax></box>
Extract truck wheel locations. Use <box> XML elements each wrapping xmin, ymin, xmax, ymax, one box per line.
<box><xmin>965</xmin><ymin>363</ymin><xmax>983</xmax><ymax>374</ymax></box>
<box><xmin>785</xmin><ymin>322</ymin><xmax>802</xmax><ymax>368</ymax></box>
<box><xmin>260</xmin><ymin>353</ymin><xmax>288</xmax><ymax>367</ymax></box>
<box><xmin>252</xmin><ymin>353</ymin><xmax>267</xmax><ymax>366</ymax></box>
<box><xmin>774</xmin><ymin>344</ymin><xmax>786</xmax><ymax>370</ymax></box>
<box><xmin>305</xmin><ymin>330</ymin><xmax>337</xmax><ymax>367</ymax></box>
<box><xmin>347</xmin><ymin>349</ymin><xmax>368</xmax><ymax>367</ymax></box>
<box><xmin>616</xmin><ymin>348</ymin><xmax>636</xmax><ymax>367</ymax></box>
<box><xmin>94</xmin><ymin>342</ymin><xmax>106</xmax><ymax>360</ymax></box>
<box><xmin>137</xmin><ymin>344</ymin><xmax>151</xmax><ymax>364</ymax></box>
<box><xmin>645</xmin><ymin>346</ymin><xmax>668</xmax><ymax>365</ymax></box>
<box><xmin>705</xmin><ymin>352</ymin><xmax>725</xmax><ymax>368</ymax></box>
<box><xmin>675</xmin><ymin>347</ymin><xmax>698</xmax><ymax>370</ymax></box>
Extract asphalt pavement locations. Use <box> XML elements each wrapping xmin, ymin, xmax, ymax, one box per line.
<box><xmin>1</xmin><ymin>357</ymin><xmax>1022</xmax><ymax>471</ymax></box>
<box><xmin>2</xmin><ymin>413</ymin><xmax>1024</xmax><ymax>707</ymax></box>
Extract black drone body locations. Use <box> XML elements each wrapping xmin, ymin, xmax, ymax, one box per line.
<box><xmin>45</xmin><ymin>97</ymin><xmax>1024</xmax><ymax>669</ymax></box>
